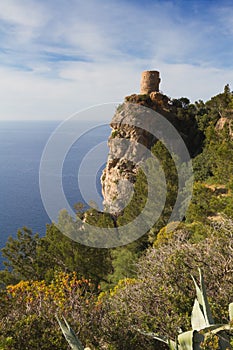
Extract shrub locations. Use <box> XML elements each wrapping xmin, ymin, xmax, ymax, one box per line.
<box><xmin>0</xmin><ymin>272</ymin><xmax>97</xmax><ymax>349</ymax></box>
<box><xmin>98</xmin><ymin>222</ymin><xmax>233</xmax><ymax>348</ymax></box>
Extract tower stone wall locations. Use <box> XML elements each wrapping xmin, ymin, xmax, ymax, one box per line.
<box><xmin>140</xmin><ymin>70</ymin><xmax>160</xmax><ymax>94</ymax></box>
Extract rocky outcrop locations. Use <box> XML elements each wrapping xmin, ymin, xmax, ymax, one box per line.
<box><xmin>101</xmin><ymin>92</ymin><xmax>190</xmax><ymax>214</ymax></box>
<box><xmin>101</xmin><ymin>101</ymin><xmax>158</xmax><ymax>214</ymax></box>
<box><xmin>101</xmin><ymin>79</ymin><xmax>202</xmax><ymax>215</ymax></box>
<box><xmin>215</xmin><ymin>116</ymin><xmax>233</xmax><ymax>137</ymax></box>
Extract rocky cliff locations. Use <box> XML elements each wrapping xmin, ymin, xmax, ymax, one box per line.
<box><xmin>101</xmin><ymin>73</ymin><xmax>202</xmax><ymax>215</ymax></box>
<box><xmin>102</xmin><ymin>94</ymin><xmax>201</xmax><ymax>215</ymax></box>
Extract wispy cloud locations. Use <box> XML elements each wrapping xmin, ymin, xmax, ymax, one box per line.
<box><xmin>0</xmin><ymin>0</ymin><xmax>232</xmax><ymax>119</ymax></box>
<box><xmin>0</xmin><ymin>0</ymin><xmax>47</xmax><ymax>27</ymax></box>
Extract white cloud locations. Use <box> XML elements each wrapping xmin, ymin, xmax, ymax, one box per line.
<box><xmin>0</xmin><ymin>0</ymin><xmax>48</xmax><ymax>27</ymax></box>
<box><xmin>0</xmin><ymin>0</ymin><xmax>232</xmax><ymax>120</ymax></box>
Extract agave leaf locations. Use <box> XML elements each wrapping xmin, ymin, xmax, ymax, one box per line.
<box><xmin>56</xmin><ymin>315</ymin><xmax>85</xmax><ymax>350</ymax></box>
<box><xmin>209</xmin><ymin>324</ymin><xmax>231</xmax><ymax>334</ymax></box>
<box><xmin>178</xmin><ymin>330</ymin><xmax>194</xmax><ymax>350</ymax></box>
<box><xmin>198</xmin><ymin>268</ymin><xmax>214</xmax><ymax>325</ymax></box>
<box><xmin>191</xmin><ymin>269</ymin><xmax>214</xmax><ymax>327</ymax></box>
<box><xmin>199</xmin><ymin>324</ymin><xmax>226</xmax><ymax>332</ymax></box>
<box><xmin>150</xmin><ymin>335</ymin><xmax>170</xmax><ymax>344</ymax></box>
<box><xmin>168</xmin><ymin>338</ymin><xmax>179</xmax><ymax>350</ymax></box>
<box><xmin>229</xmin><ymin>302</ymin><xmax>233</xmax><ymax>321</ymax></box>
<box><xmin>135</xmin><ymin>328</ymin><xmax>178</xmax><ymax>349</ymax></box>
<box><xmin>136</xmin><ymin>328</ymin><xmax>169</xmax><ymax>343</ymax></box>
<box><xmin>178</xmin><ymin>330</ymin><xmax>204</xmax><ymax>350</ymax></box>
<box><xmin>191</xmin><ymin>298</ymin><xmax>207</xmax><ymax>331</ymax></box>
<box><xmin>148</xmin><ymin>335</ymin><xmax>177</xmax><ymax>350</ymax></box>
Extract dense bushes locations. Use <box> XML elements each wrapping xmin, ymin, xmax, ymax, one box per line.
<box><xmin>98</xmin><ymin>223</ymin><xmax>233</xmax><ymax>348</ymax></box>
<box><xmin>0</xmin><ymin>272</ymin><xmax>97</xmax><ymax>349</ymax></box>
<box><xmin>1</xmin><ymin>221</ymin><xmax>232</xmax><ymax>349</ymax></box>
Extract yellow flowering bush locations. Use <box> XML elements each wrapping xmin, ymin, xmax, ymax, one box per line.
<box><xmin>0</xmin><ymin>272</ymin><xmax>97</xmax><ymax>350</ymax></box>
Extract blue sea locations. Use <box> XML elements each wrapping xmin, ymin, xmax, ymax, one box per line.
<box><xmin>0</xmin><ymin>120</ymin><xmax>110</xmax><ymax>266</ymax></box>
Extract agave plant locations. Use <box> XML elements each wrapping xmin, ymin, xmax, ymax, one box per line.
<box><xmin>138</xmin><ymin>268</ymin><xmax>233</xmax><ymax>350</ymax></box>
<box><xmin>56</xmin><ymin>315</ymin><xmax>90</xmax><ymax>350</ymax></box>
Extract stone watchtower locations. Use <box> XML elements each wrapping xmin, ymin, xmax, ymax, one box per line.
<box><xmin>140</xmin><ymin>70</ymin><xmax>160</xmax><ymax>94</ymax></box>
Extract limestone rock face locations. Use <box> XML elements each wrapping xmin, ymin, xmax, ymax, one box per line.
<box><xmin>101</xmin><ymin>94</ymin><xmax>176</xmax><ymax>214</ymax></box>
<box><xmin>101</xmin><ymin>92</ymin><xmax>202</xmax><ymax>215</ymax></box>
<box><xmin>101</xmin><ymin>103</ymin><xmax>153</xmax><ymax>214</ymax></box>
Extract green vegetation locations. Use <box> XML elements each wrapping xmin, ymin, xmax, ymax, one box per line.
<box><xmin>1</xmin><ymin>86</ymin><xmax>233</xmax><ymax>349</ymax></box>
<box><xmin>111</xmin><ymin>130</ymin><xmax>120</xmax><ymax>138</ymax></box>
<box><xmin>138</xmin><ymin>269</ymin><xmax>233</xmax><ymax>349</ymax></box>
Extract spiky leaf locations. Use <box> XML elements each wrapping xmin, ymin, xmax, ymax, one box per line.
<box><xmin>178</xmin><ymin>330</ymin><xmax>204</xmax><ymax>350</ymax></box>
<box><xmin>168</xmin><ymin>338</ymin><xmax>179</xmax><ymax>350</ymax></box>
<box><xmin>198</xmin><ymin>268</ymin><xmax>214</xmax><ymax>325</ymax></box>
<box><xmin>56</xmin><ymin>316</ymin><xmax>85</xmax><ymax>350</ymax></box>
<box><xmin>229</xmin><ymin>302</ymin><xmax>233</xmax><ymax>322</ymax></box>
<box><xmin>191</xmin><ymin>298</ymin><xmax>207</xmax><ymax>331</ymax></box>
<box><xmin>191</xmin><ymin>268</ymin><xmax>214</xmax><ymax>327</ymax></box>
<box><xmin>178</xmin><ymin>330</ymin><xmax>194</xmax><ymax>350</ymax></box>
<box><xmin>210</xmin><ymin>324</ymin><xmax>231</xmax><ymax>334</ymax></box>
<box><xmin>135</xmin><ymin>328</ymin><xmax>177</xmax><ymax>350</ymax></box>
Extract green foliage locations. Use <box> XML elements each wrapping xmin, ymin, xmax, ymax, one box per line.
<box><xmin>185</xmin><ymin>183</ymin><xmax>215</xmax><ymax>223</ymax></box>
<box><xmin>1</xmin><ymin>227</ymin><xmax>42</xmax><ymax>284</ymax></box>
<box><xmin>194</xmin><ymin>84</ymin><xmax>233</xmax><ymax>136</ymax></box>
<box><xmin>151</xmin><ymin>141</ymin><xmax>178</xmax><ymax>227</ymax></box>
<box><xmin>98</xmin><ymin>223</ymin><xmax>233</xmax><ymax>348</ymax></box>
<box><xmin>0</xmin><ymin>222</ymin><xmax>112</xmax><ymax>288</ymax></box>
<box><xmin>116</xmin><ymin>168</ymin><xmax>148</xmax><ymax>226</ymax></box>
<box><xmin>104</xmin><ymin>240</ymin><xmax>146</xmax><ymax>290</ymax></box>
<box><xmin>171</xmin><ymin>97</ymin><xmax>204</xmax><ymax>156</ymax></box>
<box><xmin>0</xmin><ymin>314</ymin><xmax>67</xmax><ymax>350</ymax></box>
<box><xmin>0</xmin><ymin>272</ymin><xmax>97</xmax><ymax>350</ymax></box>
<box><xmin>192</xmin><ymin>85</ymin><xmax>233</xmax><ymax>186</ymax></box>
<box><xmin>193</xmin><ymin>150</ymin><xmax>213</xmax><ymax>182</ymax></box>
<box><xmin>39</xmin><ymin>222</ymin><xmax>112</xmax><ymax>287</ymax></box>
<box><xmin>118</xmin><ymin>140</ymin><xmax>181</xmax><ymax>243</ymax></box>
<box><xmin>131</xmin><ymin>269</ymin><xmax>232</xmax><ymax>350</ymax></box>
<box><xmin>0</xmin><ymin>336</ymin><xmax>14</xmax><ymax>350</ymax></box>
<box><xmin>111</xmin><ymin>130</ymin><xmax>120</xmax><ymax>138</ymax></box>
<box><xmin>191</xmin><ymin>111</ymin><xmax>233</xmax><ymax>221</ymax></box>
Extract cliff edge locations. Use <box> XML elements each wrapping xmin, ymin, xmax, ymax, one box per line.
<box><xmin>101</xmin><ymin>71</ymin><xmax>202</xmax><ymax>215</ymax></box>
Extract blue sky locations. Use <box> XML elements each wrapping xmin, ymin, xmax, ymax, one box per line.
<box><xmin>0</xmin><ymin>0</ymin><xmax>233</xmax><ymax>120</ymax></box>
